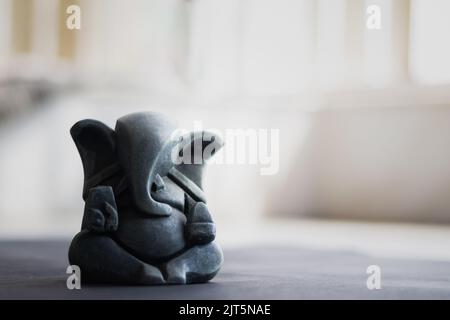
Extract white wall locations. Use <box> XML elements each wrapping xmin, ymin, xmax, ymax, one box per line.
<box><xmin>273</xmin><ymin>89</ymin><xmax>450</xmax><ymax>223</ymax></box>
<box><xmin>410</xmin><ymin>0</ymin><xmax>450</xmax><ymax>85</ymax></box>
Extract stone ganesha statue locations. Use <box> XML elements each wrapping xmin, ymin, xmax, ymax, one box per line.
<box><xmin>68</xmin><ymin>112</ymin><xmax>224</xmax><ymax>284</ymax></box>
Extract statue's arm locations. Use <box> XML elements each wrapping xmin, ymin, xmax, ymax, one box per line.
<box><xmin>81</xmin><ymin>186</ymin><xmax>118</xmax><ymax>233</ymax></box>
<box><xmin>184</xmin><ymin>194</ymin><xmax>216</xmax><ymax>245</ymax></box>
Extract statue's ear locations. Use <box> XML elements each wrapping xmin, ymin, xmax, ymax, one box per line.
<box><xmin>170</xmin><ymin>131</ymin><xmax>223</xmax><ymax>200</ymax></box>
<box><xmin>70</xmin><ymin>119</ymin><xmax>119</xmax><ymax>199</ymax></box>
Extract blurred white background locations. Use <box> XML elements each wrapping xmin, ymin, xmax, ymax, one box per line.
<box><xmin>1</xmin><ymin>0</ymin><xmax>450</xmax><ymax>260</ymax></box>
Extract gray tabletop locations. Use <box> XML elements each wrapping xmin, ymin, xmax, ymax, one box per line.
<box><xmin>0</xmin><ymin>240</ymin><xmax>449</xmax><ymax>299</ymax></box>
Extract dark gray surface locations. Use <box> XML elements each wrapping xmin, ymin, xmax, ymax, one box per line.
<box><xmin>0</xmin><ymin>240</ymin><xmax>449</xmax><ymax>299</ymax></box>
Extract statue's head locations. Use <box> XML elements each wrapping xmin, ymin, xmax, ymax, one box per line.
<box><xmin>70</xmin><ymin>112</ymin><xmax>223</xmax><ymax>216</ymax></box>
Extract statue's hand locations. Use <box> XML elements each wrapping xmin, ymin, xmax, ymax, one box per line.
<box><xmin>184</xmin><ymin>194</ymin><xmax>216</xmax><ymax>245</ymax></box>
<box><xmin>83</xmin><ymin>186</ymin><xmax>118</xmax><ymax>233</ymax></box>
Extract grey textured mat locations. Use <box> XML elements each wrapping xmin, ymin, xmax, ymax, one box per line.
<box><xmin>0</xmin><ymin>241</ymin><xmax>449</xmax><ymax>299</ymax></box>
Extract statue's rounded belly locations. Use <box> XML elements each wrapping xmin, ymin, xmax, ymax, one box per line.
<box><xmin>114</xmin><ymin>209</ymin><xmax>187</xmax><ymax>264</ymax></box>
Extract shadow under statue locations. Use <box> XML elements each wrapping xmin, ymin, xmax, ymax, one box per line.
<box><xmin>68</xmin><ymin>112</ymin><xmax>224</xmax><ymax>285</ymax></box>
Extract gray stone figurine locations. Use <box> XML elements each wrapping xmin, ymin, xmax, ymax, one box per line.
<box><xmin>68</xmin><ymin>112</ymin><xmax>224</xmax><ymax>285</ymax></box>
